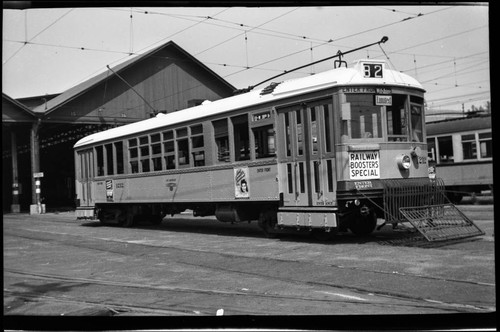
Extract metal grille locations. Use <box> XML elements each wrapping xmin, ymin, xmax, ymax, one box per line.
<box><xmin>382</xmin><ymin>178</ymin><xmax>484</xmax><ymax>242</ymax></box>
<box><xmin>399</xmin><ymin>204</ymin><xmax>485</xmax><ymax>242</ymax></box>
<box><xmin>382</xmin><ymin>178</ymin><xmax>446</xmax><ymax>223</ymax></box>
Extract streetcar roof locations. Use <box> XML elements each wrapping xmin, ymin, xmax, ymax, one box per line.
<box><xmin>74</xmin><ymin>59</ymin><xmax>424</xmax><ymax>148</ymax></box>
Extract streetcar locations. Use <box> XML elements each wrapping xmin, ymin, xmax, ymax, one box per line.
<box><xmin>426</xmin><ymin>113</ymin><xmax>493</xmax><ymax>203</ymax></box>
<box><xmin>74</xmin><ymin>58</ymin><xmax>478</xmax><ymax>240</ymax></box>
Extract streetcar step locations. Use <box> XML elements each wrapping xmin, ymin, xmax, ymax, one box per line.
<box><xmin>398</xmin><ymin>204</ymin><xmax>485</xmax><ymax>242</ymax></box>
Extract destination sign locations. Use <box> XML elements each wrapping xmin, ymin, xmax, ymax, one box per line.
<box><xmin>342</xmin><ymin>87</ymin><xmax>392</xmax><ymax>94</ymax></box>
<box><xmin>375</xmin><ymin>95</ymin><xmax>392</xmax><ymax>106</ymax></box>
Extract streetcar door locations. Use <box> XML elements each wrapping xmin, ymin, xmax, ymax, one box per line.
<box><xmin>279</xmin><ymin>100</ymin><xmax>337</xmax><ymax>207</ymax></box>
<box><xmin>78</xmin><ymin>149</ymin><xmax>94</xmax><ymax>206</ymax></box>
<box><xmin>307</xmin><ymin>101</ymin><xmax>337</xmax><ymax>207</ymax></box>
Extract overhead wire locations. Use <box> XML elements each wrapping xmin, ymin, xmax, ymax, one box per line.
<box><xmin>4</xmin><ymin>6</ymin><xmax>488</xmax><ymax>112</ymax></box>
<box><xmin>3</xmin><ymin>8</ymin><xmax>74</xmax><ymax>65</ymax></box>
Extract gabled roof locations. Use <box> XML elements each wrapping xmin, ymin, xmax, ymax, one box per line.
<box><xmin>2</xmin><ymin>93</ymin><xmax>36</xmax><ymax>122</ymax></box>
<box><xmin>31</xmin><ymin>41</ymin><xmax>236</xmax><ymax>116</ymax></box>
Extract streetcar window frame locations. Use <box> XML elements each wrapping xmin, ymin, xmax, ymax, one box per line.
<box><xmin>232</xmin><ymin>114</ymin><xmax>251</xmax><ymax>162</ymax></box>
<box><xmin>190</xmin><ymin>124</ymin><xmax>205</xmax><ymax>167</ymax></box>
<box><xmin>341</xmin><ymin>94</ymin><xmax>383</xmax><ymax>142</ymax></box>
<box><xmin>478</xmin><ymin>131</ymin><xmax>492</xmax><ymax>159</ymax></box>
<box><xmin>213</xmin><ymin>118</ymin><xmax>230</xmax><ymax>163</ymax></box>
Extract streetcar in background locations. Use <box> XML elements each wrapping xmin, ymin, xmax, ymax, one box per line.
<box><xmin>426</xmin><ymin>114</ymin><xmax>493</xmax><ymax>203</ymax></box>
<box><xmin>74</xmin><ymin>57</ymin><xmax>483</xmax><ymax>241</ymax></box>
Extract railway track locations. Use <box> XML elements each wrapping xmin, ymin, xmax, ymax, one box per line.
<box><xmin>3</xmin><ymin>266</ymin><xmax>491</xmax><ymax>316</ymax></box>
<box><xmin>4</xmin><ymin>216</ymin><xmax>495</xmax><ymax>316</ymax></box>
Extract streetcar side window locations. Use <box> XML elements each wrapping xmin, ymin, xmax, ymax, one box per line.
<box><xmin>410</xmin><ymin>103</ymin><xmax>423</xmax><ymax>142</ymax></box>
<box><xmin>115</xmin><ymin>142</ymin><xmax>124</xmax><ymax>174</ymax></box>
<box><xmin>151</xmin><ymin>133</ymin><xmax>162</xmax><ymax>171</ymax></box>
<box><xmin>163</xmin><ymin>130</ymin><xmax>175</xmax><ymax>170</ymax></box>
<box><xmin>129</xmin><ymin>138</ymin><xmax>139</xmax><ymax>173</ymax></box>
<box><xmin>105</xmin><ymin>143</ymin><xmax>114</xmax><ymax>175</ymax></box>
<box><xmin>386</xmin><ymin>95</ymin><xmax>408</xmax><ymax>142</ymax></box>
<box><xmin>427</xmin><ymin>137</ymin><xmax>436</xmax><ymax>161</ymax></box>
<box><xmin>139</xmin><ymin>135</ymin><xmax>150</xmax><ymax>173</ymax></box>
<box><xmin>213</xmin><ymin>119</ymin><xmax>230</xmax><ymax>163</ymax></box>
<box><xmin>253</xmin><ymin>125</ymin><xmax>276</xmax><ymax>159</ymax></box>
<box><xmin>322</xmin><ymin>102</ymin><xmax>334</xmax><ymax>153</ymax></box>
<box><xmin>232</xmin><ymin>115</ymin><xmax>250</xmax><ymax>161</ymax></box>
<box><xmin>462</xmin><ymin>134</ymin><xmax>477</xmax><ymax>160</ymax></box>
<box><xmin>437</xmin><ymin>136</ymin><xmax>454</xmax><ymax>163</ymax></box>
<box><xmin>191</xmin><ymin>124</ymin><xmax>205</xmax><ymax>167</ymax></box>
<box><xmin>176</xmin><ymin>128</ymin><xmax>189</xmax><ymax>167</ymax></box>
<box><xmin>95</xmin><ymin>145</ymin><xmax>104</xmax><ymax>176</ymax></box>
<box><xmin>479</xmin><ymin>132</ymin><xmax>492</xmax><ymax>158</ymax></box>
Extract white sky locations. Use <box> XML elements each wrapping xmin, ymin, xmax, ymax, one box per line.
<box><xmin>2</xmin><ymin>4</ymin><xmax>490</xmax><ymax>113</ymax></box>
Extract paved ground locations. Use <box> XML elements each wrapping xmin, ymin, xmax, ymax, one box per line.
<box><xmin>3</xmin><ymin>204</ymin><xmax>496</xmax><ymax>330</ymax></box>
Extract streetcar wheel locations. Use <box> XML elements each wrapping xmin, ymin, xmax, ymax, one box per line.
<box><xmin>258</xmin><ymin>211</ymin><xmax>278</xmax><ymax>238</ymax></box>
<box><xmin>348</xmin><ymin>211</ymin><xmax>377</xmax><ymax>236</ymax></box>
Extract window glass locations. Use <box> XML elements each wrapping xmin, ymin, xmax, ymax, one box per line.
<box><xmin>152</xmin><ymin>157</ymin><xmax>162</xmax><ymax>171</ymax></box>
<box><xmin>191</xmin><ymin>124</ymin><xmax>203</xmax><ymax>135</ymax></box>
<box><xmin>213</xmin><ymin>119</ymin><xmax>229</xmax><ymax>162</ymax></box>
<box><xmin>386</xmin><ymin>95</ymin><xmax>408</xmax><ymax>141</ymax></box>
<box><xmin>479</xmin><ymin>132</ymin><xmax>492</xmax><ymax>158</ymax></box>
<box><xmin>151</xmin><ymin>133</ymin><xmax>161</xmax><ymax>143</ymax></box>
<box><xmin>437</xmin><ymin>136</ymin><xmax>453</xmax><ymax>163</ymax></box>
<box><xmin>296</xmin><ymin>110</ymin><xmax>303</xmax><ymax>156</ymax></box>
<box><xmin>130</xmin><ymin>161</ymin><xmax>139</xmax><ymax>174</ymax></box>
<box><xmin>141</xmin><ymin>159</ymin><xmax>150</xmax><ymax>173</ymax></box>
<box><xmin>165</xmin><ymin>155</ymin><xmax>176</xmax><ymax>170</ymax></box>
<box><xmin>193</xmin><ymin>151</ymin><xmax>205</xmax><ymax>167</ymax></box>
<box><xmin>163</xmin><ymin>131</ymin><xmax>173</xmax><ymax>140</ymax></box>
<box><xmin>177</xmin><ymin>128</ymin><xmax>188</xmax><ymax>137</ymax></box>
<box><xmin>192</xmin><ymin>136</ymin><xmax>204</xmax><ymax>149</ymax></box>
<box><xmin>311</xmin><ymin>107</ymin><xmax>318</xmax><ymax>154</ymax></box>
<box><xmin>253</xmin><ymin>125</ymin><xmax>275</xmax><ymax>159</ymax></box>
<box><xmin>427</xmin><ymin>138</ymin><xmax>436</xmax><ymax>161</ymax></box>
<box><xmin>177</xmin><ymin>138</ymin><xmax>189</xmax><ymax>166</ymax></box>
<box><xmin>96</xmin><ymin>145</ymin><xmax>104</xmax><ymax>176</ymax></box>
<box><xmin>232</xmin><ymin>115</ymin><xmax>250</xmax><ymax>161</ymax></box>
<box><xmin>342</xmin><ymin>94</ymin><xmax>382</xmax><ymax>140</ymax></box>
<box><xmin>191</xmin><ymin>125</ymin><xmax>205</xmax><ymax>167</ymax></box>
<box><xmin>285</xmin><ymin>113</ymin><xmax>292</xmax><ymax>157</ymax></box>
<box><xmin>115</xmin><ymin>142</ymin><xmax>124</xmax><ymax>174</ymax></box>
<box><xmin>323</xmin><ymin>103</ymin><xmax>334</xmax><ymax>153</ymax></box>
<box><xmin>152</xmin><ymin>143</ymin><xmax>162</xmax><ymax>155</ymax></box>
<box><xmin>462</xmin><ymin>134</ymin><xmax>477</xmax><ymax>160</ymax></box>
<box><xmin>140</xmin><ymin>146</ymin><xmax>149</xmax><ymax>157</ymax></box>
<box><xmin>105</xmin><ymin>143</ymin><xmax>114</xmax><ymax>175</ymax></box>
<box><xmin>410</xmin><ymin>104</ymin><xmax>423</xmax><ymax>142</ymax></box>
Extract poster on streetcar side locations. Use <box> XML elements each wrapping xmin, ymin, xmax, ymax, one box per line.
<box><xmin>234</xmin><ymin>167</ymin><xmax>250</xmax><ymax>198</ymax></box>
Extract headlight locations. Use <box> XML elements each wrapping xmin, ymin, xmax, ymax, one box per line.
<box><xmin>396</xmin><ymin>154</ymin><xmax>411</xmax><ymax>170</ymax></box>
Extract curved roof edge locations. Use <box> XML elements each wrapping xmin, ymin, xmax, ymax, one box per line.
<box><xmin>75</xmin><ymin>60</ymin><xmax>424</xmax><ymax>148</ymax></box>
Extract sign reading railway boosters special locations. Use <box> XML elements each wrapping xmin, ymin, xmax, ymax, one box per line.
<box><xmin>349</xmin><ymin>151</ymin><xmax>380</xmax><ymax>180</ymax></box>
